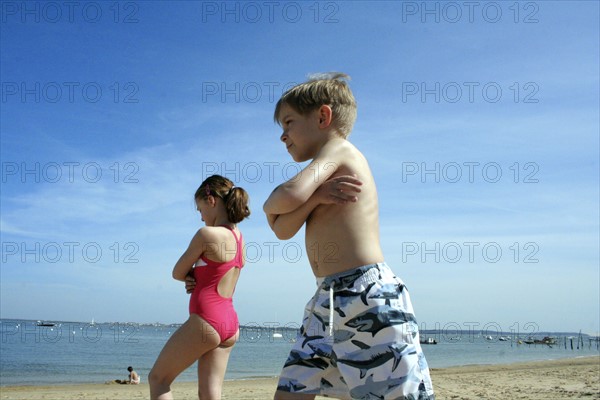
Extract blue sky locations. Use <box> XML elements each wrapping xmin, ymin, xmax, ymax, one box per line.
<box><xmin>1</xmin><ymin>1</ymin><xmax>598</xmax><ymax>335</ymax></box>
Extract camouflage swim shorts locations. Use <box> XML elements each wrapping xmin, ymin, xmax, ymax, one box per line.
<box><xmin>276</xmin><ymin>263</ymin><xmax>435</xmax><ymax>399</ymax></box>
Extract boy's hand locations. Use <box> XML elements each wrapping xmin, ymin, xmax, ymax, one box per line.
<box><xmin>185</xmin><ymin>273</ymin><xmax>196</xmax><ymax>294</ymax></box>
<box><xmin>315</xmin><ymin>174</ymin><xmax>363</xmax><ymax>205</ymax></box>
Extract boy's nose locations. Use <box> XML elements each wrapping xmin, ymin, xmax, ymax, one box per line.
<box><xmin>280</xmin><ymin>132</ymin><xmax>287</xmax><ymax>142</ymax></box>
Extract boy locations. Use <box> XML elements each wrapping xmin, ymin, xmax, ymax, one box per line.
<box><xmin>263</xmin><ymin>73</ymin><xmax>435</xmax><ymax>400</ymax></box>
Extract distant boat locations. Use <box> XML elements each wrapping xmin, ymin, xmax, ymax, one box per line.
<box><xmin>485</xmin><ymin>336</ymin><xmax>493</xmax><ymax>341</ymax></box>
<box><xmin>420</xmin><ymin>337</ymin><xmax>437</xmax><ymax>345</ymax></box>
<box><xmin>36</xmin><ymin>321</ymin><xmax>55</xmax><ymax>327</ymax></box>
<box><xmin>273</xmin><ymin>333</ymin><xmax>283</xmax><ymax>338</ymax></box>
<box><xmin>499</xmin><ymin>336</ymin><xmax>509</xmax><ymax>341</ymax></box>
<box><xmin>523</xmin><ymin>336</ymin><xmax>556</xmax><ymax>346</ymax></box>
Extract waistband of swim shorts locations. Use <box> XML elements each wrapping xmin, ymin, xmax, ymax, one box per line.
<box><xmin>316</xmin><ymin>262</ymin><xmax>388</xmax><ymax>291</ymax></box>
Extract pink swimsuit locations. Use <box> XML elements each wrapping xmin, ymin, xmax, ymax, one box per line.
<box><xmin>189</xmin><ymin>226</ymin><xmax>243</xmax><ymax>342</ymax></box>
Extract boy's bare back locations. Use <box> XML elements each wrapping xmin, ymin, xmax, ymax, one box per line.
<box><xmin>305</xmin><ymin>138</ymin><xmax>384</xmax><ymax>277</ymax></box>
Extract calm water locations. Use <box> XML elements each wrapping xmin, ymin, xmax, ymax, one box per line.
<box><xmin>1</xmin><ymin>319</ymin><xmax>598</xmax><ymax>386</ymax></box>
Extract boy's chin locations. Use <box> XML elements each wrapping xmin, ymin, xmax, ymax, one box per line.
<box><xmin>291</xmin><ymin>154</ymin><xmax>309</xmax><ymax>163</ymax></box>
<box><xmin>289</xmin><ymin>150</ymin><xmax>310</xmax><ymax>163</ymax></box>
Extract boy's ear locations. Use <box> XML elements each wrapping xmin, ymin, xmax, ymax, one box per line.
<box><xmin>317</xmin><ymin>105</ymin><xmax>333</xmax><ymax>129</ymax></box>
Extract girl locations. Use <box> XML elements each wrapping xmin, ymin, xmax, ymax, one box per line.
<box><xmin>149</xmin><ymin>175</ymin><xmax>250</xmax><ymax>400</ymax></box>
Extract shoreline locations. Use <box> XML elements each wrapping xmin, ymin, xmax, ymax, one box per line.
<box><xmin>1</xmin><ymin>353</ymin><xmax>596</xmax><ymax>388</ymax></box>
<box><xmin>1</xmin><ymin>356</ymin><xmax>598</xmax><ymax>399</ymax></box>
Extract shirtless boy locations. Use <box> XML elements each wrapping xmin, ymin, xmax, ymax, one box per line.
<box><xmin>263</xmin><ymin>73</ymin><xmax>435</xmax><ymax>400</ymax></box>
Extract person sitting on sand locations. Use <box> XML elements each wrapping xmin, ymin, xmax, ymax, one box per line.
<box><xmin>110</xmin><ymin>366</ymin><xmax>140</xmax><ymax>385</ymax></box>
<box><xmin>127</xmin><ymin>366</ymin><xmax>141</xmax><ymax>385</ymax></box>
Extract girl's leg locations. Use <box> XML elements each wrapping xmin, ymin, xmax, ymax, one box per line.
<box><xmin>149</xmin><ymin>315</ymin><xmax>221</xmax><ymax>400</ymax></box>
<box><xmin>197</xmin><ymin>330</ymin><xmax>238</xmax><ymax>400</ymax></box>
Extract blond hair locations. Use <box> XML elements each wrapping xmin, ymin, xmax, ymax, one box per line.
<box><xmin>274</xmin><ymin>72</ymin><xmax>357</xmax><ymax>138</ymax></box>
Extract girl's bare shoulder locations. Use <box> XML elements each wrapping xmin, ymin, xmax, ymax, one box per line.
<box><xmin>195</xmin><ymin>226</ymin><xmax>235</xmax><ymax>242</ymax></box>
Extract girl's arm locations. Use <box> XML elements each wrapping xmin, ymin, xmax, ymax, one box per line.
<box><xmin>172</xmin><ymin>229</ymin><xmax>206</xmax><ymax>281</ymax></box>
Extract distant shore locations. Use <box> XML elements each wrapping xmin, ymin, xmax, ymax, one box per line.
<box><xmin>1</xmin><ymin>356</ymin><xmax>598</xmax><ymax>400</ymax></box>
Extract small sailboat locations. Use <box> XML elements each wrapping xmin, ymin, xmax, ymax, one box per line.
<box><xmin>420</xmin><ymin>337</ymin><xmax>437</xmax><ymax>345</ymax></box>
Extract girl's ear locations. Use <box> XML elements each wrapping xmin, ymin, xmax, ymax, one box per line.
<box><xmin>317</xmin><ymin>105</ymin><xmax>333</xmax><ymax>129</ymax></box>
<box><xmin>207</xmin><ymin>195</ymin><xmax>217</xmax><ymax>207</ymax></box>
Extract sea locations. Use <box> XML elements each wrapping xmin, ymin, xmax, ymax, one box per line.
<box><xmin>0</xmin><ymin>319</ymin><xmax>598</xmax><ymax>387</ymax></box>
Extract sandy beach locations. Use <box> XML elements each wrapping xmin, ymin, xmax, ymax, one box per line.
<box><xmin>1</xmin><ymin>356</ymin><xmax>598</xmax><ymax>400</ymax></box>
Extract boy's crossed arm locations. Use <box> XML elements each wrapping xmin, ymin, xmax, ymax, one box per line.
<box><xmin>264</xmin><ymin>142</ymin><xmax>363</xmax><ymax>239</ymax></box>
<box><xmin>264</xmin><ymin>173</ymin><xmax>363</xmax><ymax>240</ymax></box>
<box><xmin>263</xmin><ymin>139</ymin><xmax>350</xmax><ymax>215</ymax></box>
<box><xmin>266</xmin><ymin>195</ymin><xmax>319</xmax><ymax>240</ymax></box>
<box><xmin>263</xmin><ymin>158</ymin><xmax>334</xmax><ymax>215</ymax></box>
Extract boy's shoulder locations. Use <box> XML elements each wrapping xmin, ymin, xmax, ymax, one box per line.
<box><xmin>313</xmin><ymin>138</ymin><xmax>372</xmax><ymax>184</ymax></box>
<box><xmin>317</xmin><ymin>137</ymin><xmax>365</xmax><ymax>165</ymax></box>
<box><xmin>320</xmin><ymin>137</ymin><xmax>360</xmax><ymax>155</ymax></box>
